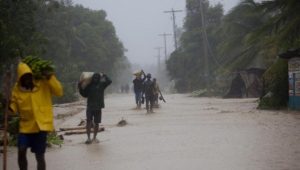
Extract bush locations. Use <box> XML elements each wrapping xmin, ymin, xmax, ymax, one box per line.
<box><xmin>258</xmin><ymin>58</ymin><xmax>288</xmax><ymax>109</ymax></box>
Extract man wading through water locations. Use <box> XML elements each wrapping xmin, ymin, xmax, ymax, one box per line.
<box><xmin>132</xmin><ymin>70</ymin><xmax>146</xmax><ymax>109</ymax></box>
<box><xmin>143</xmin><ymin>73</ymin><xmax>155</xmax><ymax>113</ymax></box>
<box><xmin>9</xmin><ymin>62</ymin><xmax>63</xmax><ymax>170</ymax></box>
<box><xmin>78</xmin><ymin>73</ymin><xmax>112</xmax><ymax>144</ymax></box>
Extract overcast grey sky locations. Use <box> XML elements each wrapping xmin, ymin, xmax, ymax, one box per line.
<box><xmin>72</xmin><ymin>0</ymin><xmax>240</xmax><ymax>66</ymax></box>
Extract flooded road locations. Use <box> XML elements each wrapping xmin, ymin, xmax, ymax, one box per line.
<box><xmin>5</xmin><ymin>94</ymin><xmax>300</xmax><ymax>170</ymax></box>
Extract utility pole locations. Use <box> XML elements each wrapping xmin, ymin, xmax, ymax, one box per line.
<box><xmin>158</xmin><ymin>33</ymin><xmax>172</xmax><ymax>61</ymax></box>
<box><xmin>155</xmin><ymin>47</ymin><xmax>163</xmax><ymax>73</ymax></box>
<box><xmin>164</xmin><ymin>8</ymin><xmax>183</xmax><ymax>50</ymax></box>
<box><xmin>199</xmin><ymin>0</ymin><xmax>210</xmax><ymax>92</ymax></box>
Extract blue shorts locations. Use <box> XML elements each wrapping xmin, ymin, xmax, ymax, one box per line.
<box><xmin>18</xmin><ymin>132</ymin><xmax>48</xmax><ymax>154</ymax></box>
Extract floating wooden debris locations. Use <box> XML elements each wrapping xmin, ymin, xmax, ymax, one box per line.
<box><xmin>59</xmin><ymin>126</ymin><xmax>85</xmax><ymax>131</ymax></box>
<box><xmin>59</xmin><ymin>125</ymin><xmax>104</xmax><ymax>132</ymax></box>
<box><xmin>64</xmin><ymin>127</ymin><xmax>105</xmax><ymax>136</ymax></box>
<box><xmin>78</xmin><ymin>119</ymin><xmax>86</xmax><ymax>126</ymax></box>
<box><xmin>117</xmin><ymin>118</ymin><xmax>128</xmax><ymax>127</ymax></box>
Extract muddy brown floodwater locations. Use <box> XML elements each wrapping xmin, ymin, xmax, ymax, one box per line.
<box><xmin>3</xmin><ymin>94</ymin><xmax>300</xmax><ymax>170</ymax></box>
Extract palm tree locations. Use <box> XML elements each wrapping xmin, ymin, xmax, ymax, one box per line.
<box><xmin>216</xmin><ymin>0</ymin><xmax>268</xmax><ymax>72</ymax></box>
<box><xmin>251</xmin><ymin>0</ymin><xmax>300</xmax><ymax>49</ymax></box>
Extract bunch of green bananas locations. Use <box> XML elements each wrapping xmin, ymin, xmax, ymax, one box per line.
<box><xmin>22</xmin><ymin>56</ymin><xmax>55</xmax><ymax>79</ymax></box>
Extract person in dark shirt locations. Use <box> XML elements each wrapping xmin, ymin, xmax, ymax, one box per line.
<box><xmin>78</xmin><ymin>73</ymin><xmax>112</xmax><ymax>144</ymax></box>
<box><xmin>143</xmin><ymin>73</ymin><xmax>155</xmax><ymax>113</ymax></box>
<box><xmin>132</xmin><ymin>70</ymin><xmax>146</xmax><ymax>108</ymax></box>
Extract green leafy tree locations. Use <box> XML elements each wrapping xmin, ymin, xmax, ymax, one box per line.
<box><xmin>251</xmin><ymin>0</ymin><xmax>300</xmax><ymax>50</ymax></box>
<box><xmin>37</xmin><ymin>2</ymin><xmax>129</xmax><ymax>102</ymax></box>
<box><xmin>0</xmin><ymin>0</ymin><xmax>47</xmax><ymax>71</ymax></box>
<box><xmin>0</xmin><ymin>0</ymin><xmax>131</xmax><ymax>103</ymax></box>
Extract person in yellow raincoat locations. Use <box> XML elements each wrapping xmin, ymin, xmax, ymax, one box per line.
<box><xmin>9</xmin><ymin>62</ymin><xmax>63</xmax><ymax>170</ymax></box>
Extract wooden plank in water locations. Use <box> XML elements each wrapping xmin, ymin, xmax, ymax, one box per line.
<box><xmin>64</xmin><ymin>127</ymin><xmax>105</xmax><ymax>136</ymax></box>
<box><xmin>59</xmin><ymin>126</ymin><xmax>104</xmax><ymax>131</ymax></box>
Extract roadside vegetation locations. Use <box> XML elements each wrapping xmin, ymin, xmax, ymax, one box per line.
<box><xmin>166</xmin><ymin>0</ymin><xmax>300</xmax><ymax>109</ymax></box>
<box><xmin>0</xmin><ymin>0</ymin><xmax>131</xmax><ymax>146</ymax></box>
<box><xmin>0</xmin><ymin>0</ymin><xmax>131</xmax><ymax>103</ymax></box>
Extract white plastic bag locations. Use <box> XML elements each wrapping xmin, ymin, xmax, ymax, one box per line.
<box><xmin>133</xmin><ymin>70</ymin><xmax>142</xmax><ymax>76</ymax></box>
<box><xmin>79</xmin><ymin>72</ymin><xmax>94</xmax><ymax>89</ymax></box>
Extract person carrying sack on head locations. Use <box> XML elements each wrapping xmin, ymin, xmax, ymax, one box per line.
<box><xmin>9</xmin><ymin>62</ymin><xmax>63</xmax><ymax>170</ymax></box>
<box><xmin>78</xmin><ymin>73</ymin><xmax>112</xmax><ymax>144</ymax></box>
<box><xmin>132</xmin><ymin>70</ymin><xmax>146</xmax><ymax>109</ymax></box>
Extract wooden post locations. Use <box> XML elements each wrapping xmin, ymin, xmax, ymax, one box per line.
<box><xmin>3</xmin><ymin>71</ymin><xmax>12</xmax><ymax>170</ymax></box>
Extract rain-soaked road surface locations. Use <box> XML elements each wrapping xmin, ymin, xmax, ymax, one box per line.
<box><xmin>4</xmin><ymin>94</ymin><xmax>300</xmax><ymax>170</ymax></box>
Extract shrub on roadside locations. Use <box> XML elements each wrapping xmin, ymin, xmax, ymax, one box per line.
<box><xmin>258</xmin><ymin>58</ymin><xmax>288</xmax><ymax>109</ymax></box>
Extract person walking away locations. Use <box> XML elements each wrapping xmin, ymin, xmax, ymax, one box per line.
<box><xmin>143</xmin><ymin>73</ymin><xmax>155</xmax><ymax>113</ymax></box>
<box><xmin>133</xmin><ymin>70</ymin><xmax>146</xmax><ymax>109</ymax></box>
<box><xmin>153</xmin><ymin>78</ymin><xmax>160</xmax><ymax>108</ymax></box>
<box><xmin>78</xmin><ymin>73</ymin><xmax>112</xmax><ymax>144</ymax></box>
<box><xmin>9</xmin><ymin>62</ymin><xmax>63</xmax><ymax>170</ymax></box>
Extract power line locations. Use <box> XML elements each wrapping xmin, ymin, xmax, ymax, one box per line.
<box><xmin>164</xmin><ymin>8</ymin><xmax>183</xmax><ymax>50</ymax></box>
<box><xmin>158</xmin><ymin>33</ymin><xmax>172</xmax><ymax>61</ymax></box>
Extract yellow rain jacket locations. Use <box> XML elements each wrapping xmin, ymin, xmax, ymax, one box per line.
<box><xmin>10</xmin><ymin>62</ymin><xmax>63</xmax><ymax>133</ymax></box>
